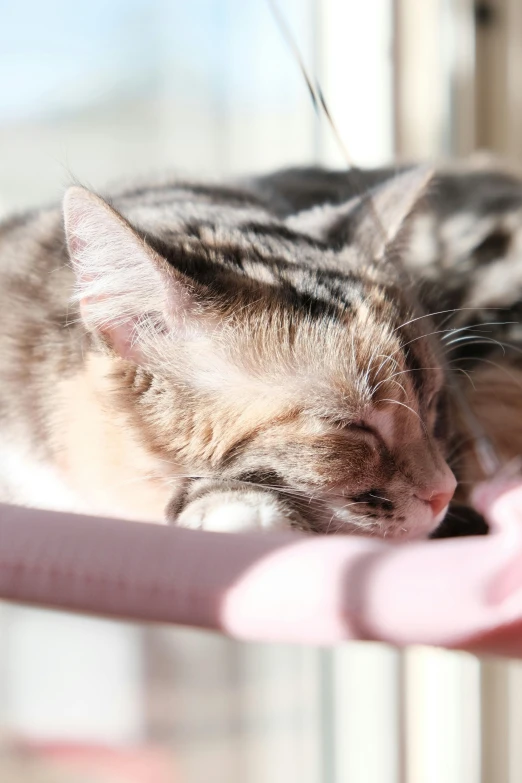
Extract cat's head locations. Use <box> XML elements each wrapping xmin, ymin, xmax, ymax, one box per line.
<box><xmin>63</xmin><ymin>169</ymin><xmax>456</xmax><ymax>539</ymax></box>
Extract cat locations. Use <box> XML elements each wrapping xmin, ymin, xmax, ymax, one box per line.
<box><xmin>1</xmin><ymin>160</ymin><xmax>521</xmax><ymax>539</ymax></box>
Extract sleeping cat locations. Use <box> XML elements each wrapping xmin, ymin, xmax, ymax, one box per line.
<box><xmin>1</xmin><ymin>162</ymin><xmax>520</xmax><ymax>539</ymax></box>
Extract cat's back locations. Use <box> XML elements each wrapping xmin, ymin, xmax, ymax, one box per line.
<box><xmin>247</xmin><ymin>161</ymin><xmax>522</xmax><ymax>218</ymax></box>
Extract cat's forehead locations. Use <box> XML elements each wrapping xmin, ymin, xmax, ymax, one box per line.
<box><xmin>116</xmin><ymin>191</ymin><xmax>443</xmax><ymax>408</ymax></box>
<box><xmin>191</xmin><ymin>281</ymin><xmax>443</xmax><ymax>418</ymax></box>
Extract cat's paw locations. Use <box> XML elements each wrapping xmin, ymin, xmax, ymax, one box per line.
<box><xmin>174</xmin><ymin>490</ymin><xmax>298</xmax><ymax>533</ymax></box>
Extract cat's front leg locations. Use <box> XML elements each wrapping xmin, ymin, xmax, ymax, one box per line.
<box><xmin>166</xmin><ymin>480</ymin><xmax>303</xmax><ymax>533</ymax></box>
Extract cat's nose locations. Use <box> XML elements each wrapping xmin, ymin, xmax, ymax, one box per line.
<box><xmin>425</xmin><ymin>490</ymin><xmax>455</xmax><ymax>517</ymax></box>
<box><xmin>416</xmin><ymin>473</ymin><xmax>457</xmax><ymax>518</ymax></box>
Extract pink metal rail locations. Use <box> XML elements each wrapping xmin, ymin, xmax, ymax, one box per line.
<box><xmin>0</xmin><ymin>481</ymin><xmax>522</xmax><ymax>655</ymax></box>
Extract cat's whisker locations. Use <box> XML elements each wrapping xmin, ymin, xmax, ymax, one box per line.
<box><xmin>325</xmin><ymin>511</ymin><xmax>338</xmax><ymax>535</ymax></box>
<box><xmin>385</xmin><ymin>378</ymin><xmax>408</xmax><ymax>399</ymax></box>
<box><xmin>447</xmin><ymin>354</ymin><xmax>521</xmax><ymax>378</ymax></box>
<box><xmin>370</xmin><ymin>366</ymin><xmax>440</xmax><ymax>396</ymax></box>
<box><xmin>403</xmin><ymin>328</ymin><xmax>475</xmax><ymax>351</ymax></box>
<box><xmin>368</xmin><ymin>492</ymin><xmax>392</xmax><ymax>503</ymax></box>
<box><xmin>382</xmin><ymin>326</ymin><xmax>484</xmax><ymax>367</ymax></box>
<box><xmin>323</xmin><ymin>500</ymin><xmax>376</xmax><ymax>534</ymax></box>
<box><xmin>447</xmin><ymin>355</ymin><xmax>522</xmax><ymax>398</ymax></box>
<box><xmin>331</xmin><ymin>501</ymin><xmax>369</xmax><ymax>512</ymax></box>
<box><xmin>440</xmin><ymin>321</ymin><xmax>517</xmax><ymax>342</ymax></box>
<box><xmin>454</xmin><ymin>338</ymin><xmax>522</xmax><ymax>361</ymax></box>
<box><xmin>367</xmin><ymin>353</ymin><xmax>401</xmax><ymax>383</ymax></box>
<box><xmin>444</xmin><ymin>335</ymin><xmax>508</xmax><ymax>355</ymax></box>
<box><xmin>452</xmin><ymin>367</ymin><xmax>476</xmax><ymax>390</ymax></box>
<box><xmin>384</xmin><ymin>323</ymin><xmax>518</xmax><ymax>380</ymax></box>
<box><xmin>393</xmin><ymin>307</ymin><xmax>510</xmax><ymax>334</ymax></box>
<box><xmin>393</xmin><ymin>308</ymin><xmax>475</xmax><ymax>333</ymax></box>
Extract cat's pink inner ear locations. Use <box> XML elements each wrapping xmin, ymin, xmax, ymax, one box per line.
<box><xmin>63</xmin><ymin>186</ymin><xmax>187</xmax><ymax>363</ymax></box>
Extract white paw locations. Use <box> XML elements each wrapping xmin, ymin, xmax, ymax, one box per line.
<box><xmin>176</xmin><ymin>491</ymin><xmax>294</xmax><ymax>533</ymax></box>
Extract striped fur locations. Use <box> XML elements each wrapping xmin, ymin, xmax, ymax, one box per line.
<box><xmin>2</xmin><ymin>160</ymin><xmax>522</xmax><ymax>537</ymax></box>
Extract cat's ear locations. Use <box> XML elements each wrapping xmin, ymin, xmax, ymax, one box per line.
<box><xmin>63</xmin><ymin>186</ymin><xmax>199</xmax><ymax>363</ymax></box>
<box><xmin>286</xmin><ymin>166</ymin><xmax>433</xmax><ymax>260</ymax></box>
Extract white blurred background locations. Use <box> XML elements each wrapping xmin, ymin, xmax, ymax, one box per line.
<box><xmin>1</xmin><ymin>1</ymin><xmax>522</xmax><ymax>782</ymax></box>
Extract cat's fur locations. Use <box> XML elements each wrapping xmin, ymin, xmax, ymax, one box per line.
<box><xmin>2</xmin><ymin>161</ymin><xmax>521</xmax><ymax>538</ymax></box>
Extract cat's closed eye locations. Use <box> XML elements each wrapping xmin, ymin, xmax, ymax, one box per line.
<box><xmin>349</xmin><ymin>421</ymin><xmax>377</xmax><ymax>436</ymax></box>
<box><xmin>321</xmin><ymin>418</ymin><xmax>381</xmax><ymax>442</ymax></box>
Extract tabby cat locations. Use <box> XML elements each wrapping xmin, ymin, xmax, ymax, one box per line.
<box><xmin>1</xmin><ymin>160</ymin><xmax>520</xmax><ymax>538</ymax></box>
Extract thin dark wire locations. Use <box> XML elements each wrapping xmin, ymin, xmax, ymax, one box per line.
<box><xmin>265</xmin><ymin>0</ymin><xmax>389</xmax><ymax>245</ymax></box>
<box><xmin>265</xmin><ymin>0</ymin><xmax>326</xmax><ymax>125</ymax></box>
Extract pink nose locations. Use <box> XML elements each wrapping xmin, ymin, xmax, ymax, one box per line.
<box><xmin>416</xmin><ymin>474</ymin><xmax>457</xmax><ymax>517</ymax></box>
<box><xmin>425</xmin><ymin>490</ymin><xmax>454</xmax><ymax>517</ymax></box>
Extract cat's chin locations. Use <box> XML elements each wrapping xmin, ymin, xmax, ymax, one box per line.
<box><xmin>308</xmin><ymin>500</ymin><xmax>444</xmax><ymax>540</ymax></box>
<box><xmin>394</xmin><ymin>506</ymin><xmax>450</xmax><ymax>542</ymax></box>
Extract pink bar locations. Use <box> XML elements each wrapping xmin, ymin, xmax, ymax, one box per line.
<box><xmin>0</xmin><ymin>503</ymin><xmax>373</xmax><ymax>641</ymax></box>
<box><xmin>1</xmin><ymin>488</ymin><xmax>522</xmax><ymax>654</ymax></box>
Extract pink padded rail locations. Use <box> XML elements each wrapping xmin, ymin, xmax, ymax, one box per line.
<box><xmin>1</xmin><ymin>481</ymin><xmax>522</xmax><ymax>655</ymax></box>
